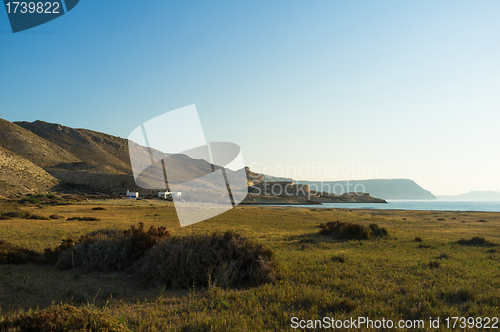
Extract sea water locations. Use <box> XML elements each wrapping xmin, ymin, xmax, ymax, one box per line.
<box><xmin>273</xmin><ymin>200</ymin><xmax>500</xmax><ymax>212</ymax></box>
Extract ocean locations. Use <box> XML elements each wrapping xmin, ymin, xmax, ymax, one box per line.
<box><xmin>277</xmin><ymin>200</ymin><xmax>500</xmax><ymax>212</ymax></box>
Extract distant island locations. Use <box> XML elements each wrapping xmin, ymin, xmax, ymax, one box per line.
<box><xmin>259</xmin><ymin>176</ymin><xmax>437</xmax><ymax>200</ymax></box>
<box><xmin>437</xmin><ymin>191</ymin><xmax>500</xmax><ymax>201</ymax></box>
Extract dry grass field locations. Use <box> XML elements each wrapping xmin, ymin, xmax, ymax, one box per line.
<box><xmin>1</xmin><ymin>198</ymin><xmax>499</xmax><ymax>331</ymax></box>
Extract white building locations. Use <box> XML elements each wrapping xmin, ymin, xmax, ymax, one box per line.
<box><xmin>158</xmin><ymin>191</ymin><xmax>182</xmax><ymax>199</ymax></box>
<box><xmin>126</xmin><ymin>190</ymin><xmax>139</xmax><ymax>199</ymax></box>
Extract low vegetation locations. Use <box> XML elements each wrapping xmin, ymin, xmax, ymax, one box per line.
<box><xmin>0</xmin><ymin>201</ymin><xmax>499</xmax><ymax>331</ymax></box>
<box><xmin>0</xmin><ymin>304</ymin><xmax>129</xmax><ymax>332</ymax></box>
<box><xmin>135</xmin><ymin>231</ymin><xmax>280</xmax><ymax>289</ymax></box>
<box><xmin>0</xmin><ymin>240</ymin><xmax>42</xmax><ymax>265</ymax></box>
<box><xmin>319</xmin><ymin>221</ymin><xmax>388</xmax><ymax>240</ymax></box>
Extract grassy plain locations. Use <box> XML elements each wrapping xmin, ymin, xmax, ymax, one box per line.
<box><xmin>0</xmin><ymin>199</ymin><xmax>499</xmax><ymax>331</ymax></box>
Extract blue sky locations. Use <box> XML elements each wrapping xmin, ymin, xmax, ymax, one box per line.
<box><xmin>1</xmin><ymin>0</ymin><xmax>499</xmax><ymax>195</ymax></box>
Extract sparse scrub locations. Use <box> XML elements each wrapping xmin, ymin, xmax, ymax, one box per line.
<box><xmin>134</xmin><ymin>231</ymin><xmax>280</xmax><ymax>289</ymax></box>
<box><xmin>0</xmin><ymin>304</ymin><xmax>129</xmax><ymax>332</ymax></box>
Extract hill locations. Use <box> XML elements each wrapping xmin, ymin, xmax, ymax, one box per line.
<box><xmin>296</xmin><ymin>179</ymin><xmax>436</xmax><ymax>200</ymax></box>
<box><xmin>0</xmin><ymin>119</ymin><xmax>217</xmax><ymax>196</ymax></box>
<box><xmin>437</xmin><ymin>191</ymin><xmax>500</xmax><ymax>200</ymax></box>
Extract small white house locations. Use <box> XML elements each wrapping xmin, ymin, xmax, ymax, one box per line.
<box><xmin>158</xmin><ymin>191</ymin><xmax>182</xmax><ymax>199</ymax></box>
<box><xmin>158</xmin><ymin>191</ymin><xmax>170</xmax><ymax>199</ymax></box>
<box><xmin>126</xmin><ymin>190</ymin><xmax>139</xmax><ymax>199</ymax></box>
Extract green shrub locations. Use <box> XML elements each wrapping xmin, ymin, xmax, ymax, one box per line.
<box><xmin>49</xmin><ymin>214</ymin><xmax>64</xmax><ymax>219</ymax></box>
<box><xmin>20</xmin><ymin>197</ymin><xmax>41</xmax><ymax>205</ymax></box>
<box><xmin>319</xmin><ymin>221</ymin><xmax>371</xmax><ymax>240</ymax></box>
<box><xmin>134</xmin><ymin>231</ymin><xmax>280</xmax><ymax>289</ymax></box>
<box><xmin>46</xmin><ymin>194</ymin><xmax>57</xmax><ymax>199</ymax></box>
<box><xmin>0</xmin><ymin>304</ymin><xmax>129</xmax><ymax>332</ymax></box>
<box><xmin>0</xmin><ymin>240</ymin><xmax>42</xmax><ymax>265</ymax></box>
<box><xmin>368</xmin><ymin>223</ymin><xmax>388</xmax><ymax>237</ymax></box>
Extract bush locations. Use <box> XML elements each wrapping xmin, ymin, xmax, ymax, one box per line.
<box><xmin>456</xmin><ymin>236</ymin><xmax>497</xmax><ymax>247</ymax></box>
<box><xmin>368</xmin><ymin>223</ymin><xmax>388</xmax><ymax>237</ymax></box>
<box><xmin>427</xmin><ymin>260</ymin><xmax>441</xmax><ymax>268</ymax></box>
<box><xmin>0</xmin><ymin>304</ymin><xmax>129</xmax><ymax>332</ymax></box>
<box><xmin>20</xmin><ymin>196</ymin><xmax>41</xmax><ymax>205</ymax></box>
<box><xmin>67</xmin><ymin>216</ymin><xmax>100</xmax><ymax>221</ymax></box>
<box><xmin>46</xmin><ymin>194</ymin><xmax>57</xmax><ymax>199</ymax></box>
<box><xmin>57</xmin><ymin>231</ymin><xmax>132</xmax><ymax>271</ymax></box>
<box><xmin>134</xmin><ymin>231</ymin><xmax>280</xmax><ymax>289</ymax></box>
<box><xmin>0</xmin><ymin>240</ymin><xmax>42</xmax><ymax>265</ymax></box>
<box><xmin>28</xmin><ymin>214</ymin><xmax>51</xmax><ymax>220</ymax></box>
<box><xmin>331</xmin><ymin>254</ymin><xmax>346</xmax><ymax>263</ymax></box>
<box><xmin>49</xmin><ymin>214</ymin><xmax>64</xmax><ymax>219</ymax></box>
<box><xmin>319</xmin><ymin>221</ymin><xmax>371</xmax><ymax>240</ymax></box>
<box><xmin>2</xmin><ymin>211</ymin><xmax>30</xmax><ymax>218</ymax></box>
<box><xmin>415</xmin><ymin>236</ymin><xmax>422</xmax><ymax>242</ymax></box>
<box><xmin>56</xmin><ymin>223</ymin><xmax>170</xmax><ymax>271</ymax></box>
<box><xmin>92</xmin><ymin>207</ymin><xmax>106</xmax><ymax>210</ymax></box>
<box><xmin>44</xmin><ymin>238</ymin><xmax>75</xmax><ymax>264</ymax></box>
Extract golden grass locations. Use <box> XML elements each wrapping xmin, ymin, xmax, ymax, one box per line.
<box><xmin>1</xmin><ymin>200</ymin><xmax>499</xmax><ymax>331</ymax></box>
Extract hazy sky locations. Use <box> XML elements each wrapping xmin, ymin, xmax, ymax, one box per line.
<box><xmin>1</xmin><ymin>1</ymin><xmax>499</xmax><ymax>195</ymax></box>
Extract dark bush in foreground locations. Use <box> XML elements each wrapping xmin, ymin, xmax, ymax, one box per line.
<box><xmin>44</xmin><ymin>238</ymin><xmax>75</xmax><ymax>264</ymax></box>
<box><xmin>0</xmin><ymin>240</ymin><xmax>42</xmax><ymax>265</ymax></box>
<box><xmin>134</xmin><ymin>231</ymin><xmax>280</xmax><ymax>289</ymax></box>
<box><xmin>56</xmin><ymin>223</ymin><xmax>170</xmax><ymax>271</ymax></box>
<box><xmin>456</xmin><ymin>236</ymin><xmax>498</xmax><ymax>247</ymax></box>
<box><xmin>319</xmin><ymin>221</ymin><xmax>371</xmax><ymax>240</ymax></box>
<box><xmin>92</xmin><ymin>207</ymin><xmax>106</xmax><ymax>210</ymax></box>
<box><xmin>0</xmin><ymin>304</ymin><xmax>129</xmax><ymax>332</ymax></box>
<box><xmin>57</xmin><ymin>232</ymin><xmax>133</xmax><ymax>271</ymax></box>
